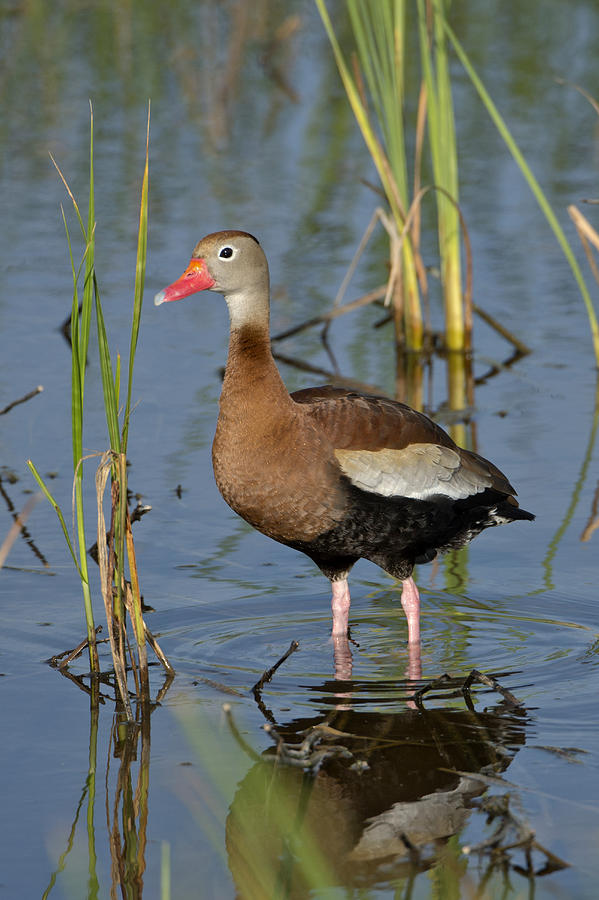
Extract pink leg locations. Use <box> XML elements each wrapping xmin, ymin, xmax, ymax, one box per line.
<box><xmin>400</xmin><ymin>576</ymin><xmax>421</xmax><ymax>645</ymax></box>
<box><xmin>330</xmin><ymin>580</ymin><xmax>353</xmax><ymax>682</ymax></box>
<box><xmin>331</xmin><ymin>579</ymin><xmax>351</xmax><ymax>636</ymax></box>
<box><xmin>332</xmin><ymin>635</ymin><xmax>353</xmax><ymax>682</ymax></box>
<box><xmin>405</xmin><ymin>640</ymin><xmax>422</xmax><ymax>682</ymax></box>
<box><xmin>402</xmin><ymin>577</ymin><xmax>422</xmax><ymax>695</ymax></box>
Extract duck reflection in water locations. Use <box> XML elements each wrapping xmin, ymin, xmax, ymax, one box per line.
<box><xmin>225</xmin><ymin>696</ymin><xmax>529</xmax><ymax>896</ymax></box>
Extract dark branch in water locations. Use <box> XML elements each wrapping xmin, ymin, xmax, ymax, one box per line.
<box><xmin>0</xmin><ymin>479</ymin><xmax>49</xmax><ymax>568</ymax></box>
<box><xmin>263</xmin><ymin>721</ymin><xmax>354</xmax><ymax>774</ymax></box>
<box><xmin>472</xmin><ymin>303</ymin><xmax>531</xmax><ymax>355</ymax></box>
<box><xmin>462</xmin><ymin>669</ymin><xmax>522</xmax><ymax>707</ymax></box>
<box><xmin>271</xmin><ymin>286</ymin><xmax>386</xmax><ymax>343</ymax></box>
<box><xmin>46</xmin><ymin>626</ymin><xmax>105</xmax><ymax>669</ymax></box>
<box><xmin>410</xmin><ymin>669</ymin><xmax>522</xmax><ymax>708</ymax></box>
<box><xmin>0</xmin><ymin>385</ymin><xmax>44</xmax><ymax>416</ymax></box>
<box><xmin>463</xmin><ymin>791</ymin><xmax>569</xmax><ymax>875</ymax></box>
<box><xmin>252</xmin><ymin>640</ymin><xmax>299</xmax><ymax>697</ymax></box>
<box><xmin>223</xmin><ymin>703</ymin><xmax>262</xmax><ymax>762</ymax></box>
<box><xmin>412</xmin><ymin>672</ymin><xmax>453</xmax><ymax>707</ymax></box>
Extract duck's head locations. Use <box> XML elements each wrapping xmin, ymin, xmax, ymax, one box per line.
<box><xmin>154</xmin><ymin>230</ymin><xmax>269</xmax><ymax>321</ymax></box>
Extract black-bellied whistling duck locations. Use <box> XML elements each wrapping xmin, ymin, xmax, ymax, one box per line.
<box><xmin>155</xmin><ymin>230</ymin><xmax>534</xmax><ymax>661</ymax></box>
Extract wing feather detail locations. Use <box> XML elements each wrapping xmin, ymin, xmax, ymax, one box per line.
<box><xmin>334</xmin><ymin>444</ymin><xmax>494</xmax><ymax>500</ymax></box>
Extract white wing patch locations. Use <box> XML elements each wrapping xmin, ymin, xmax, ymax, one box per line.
<box><xmin>334</xmin><ymin>443</ymin><xmax>492</xmax><ymax>500</ymax></box>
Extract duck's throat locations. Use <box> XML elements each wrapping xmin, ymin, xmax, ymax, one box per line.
<box><xmin>221</xmin><ymin>324</ymin><xmax>289</xmax><ymax>406</ymax></box>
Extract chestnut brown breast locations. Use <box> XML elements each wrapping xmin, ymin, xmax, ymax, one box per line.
<box><xmin>211</xmin><ymin>326</ymin><xmax>349</xmax><ymax>544</ymax></box>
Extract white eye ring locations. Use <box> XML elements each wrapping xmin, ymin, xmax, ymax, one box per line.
<box><xmin>219</xmin><ymin>246</ymin><xmax>235</xmax><ymax>260</ymax></box>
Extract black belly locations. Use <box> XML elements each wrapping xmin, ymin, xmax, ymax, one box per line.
<box><xmin>286</xmin><ymin>483</ymin><xmax>533</xmax><ymax>582</ymax></box>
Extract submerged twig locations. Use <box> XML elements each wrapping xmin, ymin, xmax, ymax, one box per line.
<box><xmin>331</xmin><ymin>209</ymin><xmax>386</xmax><ymax>309</ymax></box>
<box><xmin>473</xmin><ymin>348</ymin><xmax>529</xmax><ymax>387</ymax></box>
<box><xmin>462</xmin><ymin>669</ymin><xmax>522</xmax><ymax>707</ymax></box>
<box><xmin>47</xmin><ymin>626</ymin><xmax>105</xmax><ymax>669</ymax></box>
<box><xmin>252</xmin><ymin>640</ymin><xmax>300</xmax><ymax>696</ymax></box>
<box><xmin>411</xmin><ymin>672</ymin><xmax>452</xmax><ymax>706</ymax></box>
<box><xmin>223</xmin><ymin>703</ymin><xmax>262</xmax><ymax>762</ymax></box>
<box><xmin>0</xmin><ymin>493</ymin><xmax>42</xmax><ymax>570</ymax></box>
<box><xmin>411</xmin><ymin>670</ymin><xmax>521</xmax><ymax>708</ymax></box>
<box><xmin>143</xmin><ymin>622</ymin><xmax>175</xmax><ymax>675</ymax></box>
<box><xmin>463</xmin><ymin>791</ymin><xmax>569</xmax><ymax>875</ymax></box>
<box><xmin>0</xmin><ymin>385</ymin><xmax>44</xmax><ymax>416</ymax></box>
<box><xmin>473</xmin><ymin>303</ymin><xmax>531</xmax><ymax>355</ymax></box>
<box><xmin>263</xmin><ymin>721</ymin><xmax>353</xmax><ymax>773</ymax></box>
<box><xmin>273</xmin><ymin>350</ymin><xmax>384</xmax><ymax>395</ymax></box>
<box><xmin>271</xmin><ymin>285</ymin><xmax>386</xmax><ymax>343</ymax></box>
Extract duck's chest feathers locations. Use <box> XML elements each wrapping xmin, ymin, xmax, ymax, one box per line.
<box><xmin>211</xmin><ymin>342</ymin><xmax>346</xmax><ymax>543</ymax></box>
<box><xmin>212</xmin><ymin>406</ymin><xmax>346</xmax><ymax>543</ymax></box>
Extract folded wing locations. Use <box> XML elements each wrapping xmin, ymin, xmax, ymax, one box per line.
<box><xmin>292</xmin><ymin>386</ymin><xmax>517</xmax><ymax>503</ymax></box>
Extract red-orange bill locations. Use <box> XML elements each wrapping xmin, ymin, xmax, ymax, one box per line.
<box><xmin>154</xmin><ymin>258</ymin><xmax>216</xmax><ymax>306</ymax></box>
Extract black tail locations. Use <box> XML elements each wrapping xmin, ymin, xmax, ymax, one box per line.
<box><xmin>497</xmin><ymin>501</ymin><xmax>535</xmax><ymax>523</ymax></box>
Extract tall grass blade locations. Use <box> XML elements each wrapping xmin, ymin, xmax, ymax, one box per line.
<box><xmin>35</xmin><ymin>107</ymin><xmax>167</xmax><ymax>689</ymax></box>
<box><xmin>81</xmin><ymin>101</ymin><xmax>95</xmax><ymax>377</ymax></box>
<box><xmin>39</xmin><ymin>151</ymin><xmax>99</xmax><ymax>667</ymax></box>
<box><xmin>94</xmin><ymin>277</ymin><xmax>122</xmax><ymax>454</ymax></box>
<box><xmin>94</xmin><ymin>274</ymin><xmax>126</xmax><ymax>637</ymax></box>
<box><xmin>26</xmin><ymin>460</ymin><xmax>84</xmax><ymax>579</ymax></box>
<box><xmin>315</xmin><ymin>0</ymin><xmax>397</xmax><ymax>218</ymax></box>
<box><xmin>123</xmin><ymin>103</ymin><xmax>150</xmax><ymax>454</ymax></box>
<box><xmin>71</xmin><ymin>108</ymin><xmax>99</xmax><ymax>667</ymax></box>
<box><xmin>443</xmin><ymin>18</ymin><xmax>599</xmax><ymax>365</ymax></box>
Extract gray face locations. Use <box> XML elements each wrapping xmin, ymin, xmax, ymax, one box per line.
<box><xmin>192</xmin><ymin>231</ymin><xmax>268</xmax><ymax>298</ymax></box>
<box><xmin>155</xmin><ymin>230</ymin><xmax>269</xmax><ymax>311</ymax></box>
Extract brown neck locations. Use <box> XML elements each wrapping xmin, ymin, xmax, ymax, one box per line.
<box><xmin>221</xmin><ymin>323</ymin><xmax>291</xmax><ymax>410</ymax></box>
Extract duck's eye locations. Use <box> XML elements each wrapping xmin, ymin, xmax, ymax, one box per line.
<box><xmin>219</xmin><ymin>246</ymin><xmax>234</xmax><ymax>259</ymax></box>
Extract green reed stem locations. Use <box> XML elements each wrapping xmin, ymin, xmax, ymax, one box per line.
<box><xmin>418</xmin><ymin>0</ymin><xmax>465</xmax><ymax>350</ymax></box>
<box><xmin>92</xmin><ymin>106</ymin><xmax>151</xmax><ymax>688</ymax></box>
<box><xmin>26</xmin><ymin>460</ymin><xmax>82</xmax><ymax>578</ymax></box>
<box><xmin>30</xmin><ymin>103</ymin><xmax>154</xmax><ymax>688</ymax></box>
<box><xmin>122</xmin><ymin>106</ymin><xmax>150</xmax><ymax>455</ymax></box>
<box><xmin>33</xmin><ymin>110</ymin><xmax>100</xmax><ymax>670</ymax></box>
<box><xmin>316</xmin><ymin>0</ymin><xmax>424</xmax><ymax>350</ymax></box>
